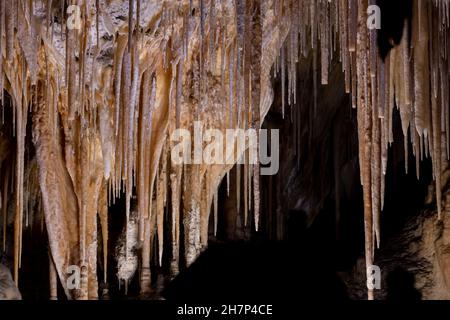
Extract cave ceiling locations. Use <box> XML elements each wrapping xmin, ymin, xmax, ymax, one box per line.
<box><xmin>0</xmin><ymin>0</ymin><xmax>448</xmax><ymax>301</ymax></box>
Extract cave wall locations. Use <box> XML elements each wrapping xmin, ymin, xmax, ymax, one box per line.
<box><xmin>0</xmin><ymin>0</ymin><xmax>448</xmax><ymax>301</ymax></box>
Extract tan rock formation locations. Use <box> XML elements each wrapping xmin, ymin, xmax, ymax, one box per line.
<box><xmin>0</xmin><ymin>0</ymin><xmax>448</xmax><ymax>300</ymax></box>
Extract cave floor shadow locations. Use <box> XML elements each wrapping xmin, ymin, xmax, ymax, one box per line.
<box><xmin>386</xmin><ymin>267</ymin><xmax>422</xmax><ymax>302</ymax></box>
<box><xmin>163</xmin><ymin>239</ymin><xmax>329</xmax><ymax>304</ymax></box>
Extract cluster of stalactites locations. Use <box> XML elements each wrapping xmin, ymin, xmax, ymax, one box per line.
<box><xmin>354</xmin><ymin>0</ymin><xmax>449</xmax><ymax>300</ymax></box>
<box><xmin>0</xmin><ymin>0</ymin><xmax>449</xmax><ymax>300</ymax></box>
<box><xmin>285</xmin><ymin>0</ymin><xmax>449</xmax><ymax>300</ymax></box>
<box><xmin>0</xmin><ymin>0</ymin><xmax>266</xmax><ymax>299</ymax></box>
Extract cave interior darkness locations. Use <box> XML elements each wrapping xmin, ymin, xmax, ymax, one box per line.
<box><xmin>0</xmin><ymin>0</ymin><xmax>447</xmax><ymax>303</ymax></box>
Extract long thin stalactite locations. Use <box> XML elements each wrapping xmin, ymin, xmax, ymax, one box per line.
<box><xmin>0</xmin><ymin>0</ymin><xmax>448</xmax><ymax>300</ymax></box>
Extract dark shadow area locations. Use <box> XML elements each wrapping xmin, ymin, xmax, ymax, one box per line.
<box><xmin>377</xmin><ymin>0</ymin><xmax>413</xmax><ymax>60</ymax></box>
<box><xmin>165</xmin><ymin>197</ymin><xmax>334</xmax><ymax>303</ymax></box>
<box><xmin>386</xmin><ymin>267</ymin><xmax>422</xmax><ymax>302</ymax></box>
<box><xmin>164</xmin><ymin>239</ymin><xmax>328</xmax><ymax>304</ymax></box>
<box><xmin>335</xmin><ymin>275</ymin><xmax>350</xmax><ymax>302</ymax></box>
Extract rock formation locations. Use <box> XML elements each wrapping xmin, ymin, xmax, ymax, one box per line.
<box><xmin>0</xmin><ymin>263</ymin><xmax>21</xmax><ymax>300</ymax></box>
<box><xmin>0</xmin><ymin>0</ymin><xmax>448</xmax><ymax>300</ymax></box>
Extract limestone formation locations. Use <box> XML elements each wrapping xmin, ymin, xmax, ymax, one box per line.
<box><xmin>0</xmin><ymin>0</ymin><xmax>448</xmax><ymax>300</ymax></box>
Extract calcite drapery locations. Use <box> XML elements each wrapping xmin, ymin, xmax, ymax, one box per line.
<box><xmin>0</xmin><ymin>0</ymin><xmax>448</xmax><ymax>300</ymax></box>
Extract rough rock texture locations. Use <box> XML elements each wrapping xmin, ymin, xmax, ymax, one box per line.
<box><xmin>342</xmin><ymin>169</ymin><xmax>450</xmax><ymax>300</ymax></box>
<box><xmin>0</xmin><ymin>264</ymin><xmax>21</xmax><ymax>300</ymax></box>
<box><xmin>0</xmin><ymin>0</ymin><xmax>291</xmax><ymax>299</ymax></box>
<box><xmin>115</xmin><ymin>199</ymin><xmax>139</xmax><ymax>294</ymax></box>
<box><xmin>0</xmin><ymin>0</ymin><xmax>448</xmax><ymax>300</ymax></box>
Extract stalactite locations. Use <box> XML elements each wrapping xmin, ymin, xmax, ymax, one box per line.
<box><xmin>125</xmin><ymin>35</ymin><xmax>140</xmax><ymax>259</ymax></box>
<box><xmin>114</xmin><ymin>35</ymin><xmax>129</xmax><ymax>136</ymax></box>
<box><xmin>128</xmin><ymin>0</ymin><xmax>135</xmax><ymax>51</ymax></box>
<box><xmin>49</xmin><ymin>253</ymin><xmax>57</xmax><ymax>300</ymax></box>
<box><xmin>348</xmin><ymin>0</ymin><xmax>357</xmax><ymax>53</ymax></box>
<box><xmin>244</xmin><ymin>158</ymin><xmax>248</xmax><ymax>227</ymax></box>
<box><xmin>33</xmin><ymin>80</ymin><xmax>80</xmax><ymax>299</ymax></box>
<box><xmin>396</xmin><ymin>21</ymin><xmax>412</xmax><ymax>174</ymax></box>
<box><xmin>310</xmin><ymin>0</ymin><xmax>316</xmax><ymax>49</ymax></box>
<box><xmin>281</xmin><ymin>44</ymin><xmax>285</xmax><ymax>119</ymax></box>
<box><xmin>213</xmin><ymin>189</ymin><xmax>218</xmax><ymax>236</ymax></box>
<box><xmin>350</xmin><ymin>53</ymin><xmax>357</xmax><ymax>109</ymax></box>
<box><xmin>98</xmin><ymin>182</ymin><xmax>109</xmax><ymax>285</ymax></box>
<box><xmin>120</xmin><ymin>49</ymin><xmax>132</xmax><ymax>260</ymax></box>
<box><xmin>78</xmin><ymin>134</ymin><xmax>89</xmax><ymax>300</ymax></box>
<box><xmin>146</xmin><ymin>74</ymin><xmax>157</xmax><ymax>224</ymax></box>
<box><xmin>2</xmin><ymin>172</ymin><xmax>8</xmax><ymax>252</ymax></box>
<box><xmin>137</xmin><ymin>70</ymin><xmax>147</xmax><ymax>241</ymax></box>
<box><xmin>209</xmin><ymin>0</ymin><xmax>216</xmax><ymax>73</ymax></box>
<box><xmin>14</xmin><ymin>97</ymin><xmax>26</xmax><ymax>284</ymax></box>
<box><xmin>356</xmin><ymin>0</ymin><xmax>374</xmax><ymax>300</ymax></box>
<box><xmin>292</xmin><ymin>0</ymin><xmax>299</xmax><ymax>66</ymax></box>
<box><xmin>157</xmin><ymin>146</ymin><xmax>167</xmax><ymax>267</ymax></box>
<box><xmin>236</xmin><ymin>163</ymin><xmax>241</xmax><ymax>214</ymax></box>
<box><xmin>199</xmin><ymin>0</ymin><xmax>206</xmax><ymax>102</ymax></box>
<box><xmin>169</xmin><ymin>167</ymin><xmax>181</xmax><ymax>277</ymax></box>
<box><xmin>176</xmin><ymin>61</ymin><xmax>183</xmax><ymax>128</ymax></box>
<box><xmin>413</xmin><ymin>0</ymin><xmax>431</xmax><ymax>140</ymax></box>
<box><xmin>340</xmin><ymin>0</ymin><xmax>350</xmax><ymax>93</ymax></box>
<box><xmin>380</xmin><ymin>56</ymin><xmax>389</xmax><ymax>176</ymax></box>
<box><xmin>431</xmin><ymin>83</ymin><xmax>442</xmax><ymax>219</ymax></box>
<box><xmin>235</xmin><ymin>0</ymin><xmax>245</xmax><ymax>127</ymax></box>
<box><xmin>0</xmin><ymin>0</ymin><xmax>4</xmax><ymax>108</ymax></box>
<box><xmin>5</xmin><ymin>0</ymin><xmax>15</xmax><ymax>62</ymax></box>
<box><xmin>226</xmin><ymin>170</ymin><xmax>230</xmax><ymax>196</ymax></box>
<box><xmin>183</xmin><ymin>164</ymin><xmax>201</xmax><ymax>267</ymax></box>
<box><xmin>372</xmin><ymin>82</ymin><xmax>381</xmax><ymax>249</ymax></box>
<box><xmin>442</xmin><ymin>58</ymin><xmax>450</xmax><ymax>160</ymax></box>
<box><xmin>140</xmin><ymin>213</ymin><xmax>152</xmax><ymax>295</ymax></box>
<box><xmin>229</xmin><ymin>43</ymin><xmax>235</xmax><ymax>127</ymax></box>
<box><xmin>79</xmin><ymin>4</ymin><xmax>88</xmax><ymax>122</ymax></box>
<box><xmin>251</xmin><ymin>0</ymin><xmax>261</xmax><ymax>231</ymax></box>
<box><xmin>0</xmin><ymin>0</ymin><xmax>446</xmax><ymax>302</ymax></box>
<box><xmin>431</xmin><ymin>3</ymin><xmax>444</xmax><ymax>219</ymax></box>
<box><xmin>247</xmin><ymin>162</ymin><xmax>252</xmax><ymax>226</ymax></box>
<box><xmin>320</xmin><ymin>1</ymin><xmax>329</xmax><ymax>86</ymax></box>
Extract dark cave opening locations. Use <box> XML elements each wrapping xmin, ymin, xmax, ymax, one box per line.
<box><xmin>386</xmin><ymin>267</ymin><xmax>422</xmax><ymax>302</ymax></box>
<box><xmin>0</xmin><ymin>0</ymin><xmax>446</xmax><ymax>303</ymax></box>
<box><xmin>0</xmin><ymin>93</ymin><xmax>48</xmax><ymax>301</ymax></box>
